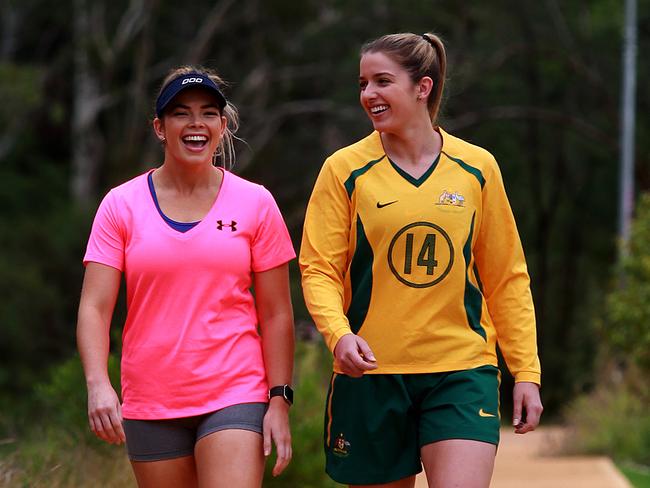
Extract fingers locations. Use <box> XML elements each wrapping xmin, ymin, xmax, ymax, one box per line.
<box><xmin>513</xmin><ymin>382</ymin><xmax>543</xmax><ymax>434</ymax></box>
<box><xmin>343</xmin><ymin>353</ymin><xmax>378</xmax><ymax>377</ymax></box>
<box><xmin>356</xmin><ymin>338</ymin><xmax>376</xmax><ymax>363</ymax></box>
<box><xmin>263</xmin><ymin>421</ymin><xmax>272</xmax><ymax>457</ymax></box>
<box><xmin>272</xmin><ymin>430</ymin><xmax>292</xmax><ymax>477</ymax></box>
<box><xmin>515</xmin><ymin>422</ymin><xmax>534</xmax><ymax>434</ymax></box>
<box><xmin>115</xmin><ymin>402</ymin><xmax>126</xmax><ymax>442</ymax></box>
<box><xmin>335</xmin><ymin>335</ymin><xmax>378</xmax><ymax>377</ymax></box>
<box><xmin>90</xmin><ymin>405</ymin><xmax>124</xmax><ymax>444</ymax></box>
<box><xmin>88</xmin><ymin>389</ymin><xmax>125</xmax><ymax>445</ymax></box>
<box><xmin>512</xmin><ymin>387</ymin><xmax>523</xmax><ymax>430</ymax></box>
<box><xmin>516</xmin><ymin>398</ymin><xmax>543</xmax><ymax>434</ymax></box>
<box><xmin>263</xmin><ymin>409</ymin><xmax>292</xmax><ymax>477</ymax></box>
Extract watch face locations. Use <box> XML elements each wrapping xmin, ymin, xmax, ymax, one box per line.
<box><xmin>270</xmin><ymin>385</ymin><xmax>293</xmax><ymax>405</ymax></box>
<box><xmin>284</xmin><ymin>385</ymin><xmax>294</xmax><ymax>404</ymax></box>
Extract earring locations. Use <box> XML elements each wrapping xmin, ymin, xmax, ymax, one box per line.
<box><xmin>159</xmin><ymin>137</ymin><xmax>166</xmax><ymax>143</ymax></box>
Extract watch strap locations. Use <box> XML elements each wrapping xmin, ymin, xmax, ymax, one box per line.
<box><xmin>269</xmin><ymin>384</ymin><xmax>293</xmax><ymax>405</ymax></box>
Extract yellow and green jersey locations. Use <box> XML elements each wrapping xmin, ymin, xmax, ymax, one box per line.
<box><xmin>300</xmin><ymin>128</ymin><xmax>540</xmax><ymax>384</ymax></box>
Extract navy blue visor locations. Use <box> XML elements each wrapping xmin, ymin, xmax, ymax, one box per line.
<box><xmin>155</xmin><ymin>72</ymin><xmax>227</xmax><ymax>118</ymax></box>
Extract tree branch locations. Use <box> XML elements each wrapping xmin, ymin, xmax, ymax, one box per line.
<box><xmin>446</xmin><ymin>105</ymin><xmax>616</xmax><ymax>150</ymax></box>
<box><xmin>236</xmin><ymin>100</ymin><xmax>357</xmax><ymax>172</ymax></box>
<box><xmin>187</xmin><ymin>0</ymin><xmax>238</xmax><ymax>64</ymax></box>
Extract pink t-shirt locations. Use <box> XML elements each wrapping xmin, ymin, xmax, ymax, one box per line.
<box><xmin>83</xmin><ymin>169</ymin><xmax>295</xmax><ymax>419</ymax></box>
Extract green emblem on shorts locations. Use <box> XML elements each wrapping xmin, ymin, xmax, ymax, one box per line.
<box><xmin>332</xmin><ymin>432</ymin><xmax>350</xmax><ymax>457</ymax></box>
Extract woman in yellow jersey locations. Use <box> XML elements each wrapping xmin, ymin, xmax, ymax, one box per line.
<box><xmin>300</xmin><ymin>33</ymin><xmax>543</xmax><ymax>487</ymax></box>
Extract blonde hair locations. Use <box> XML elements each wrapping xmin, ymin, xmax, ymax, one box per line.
<box><xmin>361</xmin><ymin>32</ymin><xmax>447</xmax><ymax>123</ymax></box>
<box><xmin>156</xmin><ymin>65</ymin><xmax>240</xmax><ymax>169</ymax></box>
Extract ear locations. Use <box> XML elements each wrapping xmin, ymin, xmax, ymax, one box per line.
<box><xmin>219</xmin><ymin>115</ymin><xmax>227</xmax><ymax>138</ymax></box>
<box><xmin>153</xmin><ymin>117</ymin><xmax>166</xmax><ymax>141</ymax></box>
<box><xmin>417</xmin><ymin>76</ymin><xmax>434</xmax><ymax>100</ymax></box>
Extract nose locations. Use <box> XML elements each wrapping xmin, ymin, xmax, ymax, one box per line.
<box><xmin>360</xmin><ymin>83</ymin><xmax>376</xmax><ymax>105</ymax></box>
<box><xmin>188</xmin><ymin>112</ymin><xmax>205</xmax><ymax>126</ymax></box>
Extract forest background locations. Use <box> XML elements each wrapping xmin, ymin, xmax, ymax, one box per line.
<box><xmin>0</xmin><ymin>0</ymin><xmax>648</xmax><ymax>486</ymax></box>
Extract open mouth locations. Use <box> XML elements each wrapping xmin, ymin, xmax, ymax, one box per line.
<box><xmin>370</xmin><ymin>105</ymin><xmax>389</xmax><ymax>115</ymax></box>
<box><xmin>182</xmin><ymin>135</ymin><xmax>208</xmax><ymax>149</ymax></box>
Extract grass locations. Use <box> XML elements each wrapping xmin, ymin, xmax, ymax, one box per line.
<box><xmin>618</xmin><ymin>463</ymin><xmax>650</xmax><ymax>488</ymax></box>
<box><xmin>4</xmin><ymin>347</ymin><xmax>648</xmax><ymax>487</ymax></box>
<box><xmin>0</xmin><ymin>342</ymin><xmax>341</xmax><ymax>488</ymax></box>
<box><xmin>563</xmin><ymin>381</ymin><xmax>650</xmax><ymax>465</ymax></box>
<box><xmin>0</xmin><ymin>435</ymin><xmax>134</xmax><ymax>487</ymax></box>
<box><xmin>563</xmin><ymin>374</ymin><xmax>650</xmax><ymax>488</ymax></box>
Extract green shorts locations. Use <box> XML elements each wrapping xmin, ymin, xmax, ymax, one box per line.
<box><xmin>323</xmin><ymin>365</ymin><xmax>500</xmax><ymax>485</ymax></box>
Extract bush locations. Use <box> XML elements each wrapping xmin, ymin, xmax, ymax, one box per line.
<box><xmin>564</xmin><ymin>377</ymin><xmax>650</xmax><ymax>465</ymax></box>
<box><xmin>564</xmin><ymin>194</ymin><xmax>650</xmax><ymax>468</ymax></box>
<box><xmin>1</xmin><ymin>342</ymin><xmax>340</xmax><ymax>487</ymax></box>
<box><xmin>603</xmin><ymin>193</ymin><xmax>650</xmax><ymax>372</ymax></box>
<box><xmin>0</xmin><ymin>354</ymin><xmax>129</xmax><ymax>487</ymax></box>
<box><xmin>263</xmin><ymin>341</ymin><xmax>341</xmax><ymax>487</ymax></box>
<box><xmin>0</xmin><ymin>198</ymin><xmax>90</xmax><ymax>398</ymax></box>
<box><xmin>34</xmin><ymin>354</ymin><xmax>121</xmax><ymax>438</ymax></box>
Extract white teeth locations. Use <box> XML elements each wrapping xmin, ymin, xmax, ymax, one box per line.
<box><xmin>183</xmin><ymin>135</ymin><xmax>207</xmax><ymax>141</ymax></box>
<box><xmin>370</xmin><ymin>105</ymin><xmax>389</xmax><ymax>114</ymax></box>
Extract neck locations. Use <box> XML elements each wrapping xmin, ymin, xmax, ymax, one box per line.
<box><xmin>380</xmin><ymin>115</ymin><xmax>441</xmax><ymax>169</ymax></box>
<box><xmin>156</xmin><ymin>158</ymin><xmax>220</xmax><ymax>194</ymax></box>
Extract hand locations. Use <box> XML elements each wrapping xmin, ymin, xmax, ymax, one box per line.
<box><xmin>87</xmin><ymin>381</ymin><xmax>125</xmax><ymax>444</ymax></box>
<box><xmin>263</xmin><ymin>397</ymin><xmax>292</xmax><ymax>476</ymax></box>
<box><xmin>512</xmin><ymin>382</ymin><xmax>543</xmax><ymax>434</ymax></box>
<box><xmin>333</xmin><ymin>334</ymin><xmax>378</xmax><ymax>378</ymax></box>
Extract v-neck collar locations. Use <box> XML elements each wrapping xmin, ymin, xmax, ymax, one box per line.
<box><xmin>376</xmin><ymin>128</ymin><xmax>444</xmax><ymax>188</ymax></box>
<box><xmin>388</xmin><ymin>154</ymin><xmax>440</xmax><ymax>188</ymax></box>
<box><xmin>146</xmin><ymin>168</ymin><xmax>228</xmax><ymax>238</ymax></box>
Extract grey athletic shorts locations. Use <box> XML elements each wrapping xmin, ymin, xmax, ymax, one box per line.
<box><xmin>123</xmin><ymin>402</ymin><xmax>267</xmax><ymax>462</ymax></box>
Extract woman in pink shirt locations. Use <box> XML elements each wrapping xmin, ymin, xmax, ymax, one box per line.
<box><xmin>77</xmin><ymin>66</ymin><xmax>296</xmax><ymax>487</ymax></box>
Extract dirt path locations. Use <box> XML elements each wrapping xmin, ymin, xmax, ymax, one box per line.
<box><xmin>415</xmin><ymin>427</ymin><xmax>631</xmax><ymax>487</ymax></box>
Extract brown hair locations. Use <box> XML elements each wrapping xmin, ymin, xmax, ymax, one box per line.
<box><xmin>157</xmin><ymin>65</ymin><xmax>240</xmax><ymax>169</ymax></box>
<box><xmin>361</xmin><ymin>32</ymin><xmax>447</xmax><ymax>123</ymax></box>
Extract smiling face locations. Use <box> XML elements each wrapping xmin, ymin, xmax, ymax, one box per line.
<box><xmin>153</xmin><ymin>87</ymin><xmax>227</xmax><ymax>166</ymax></box>
<box><xmin>359</xmin><ymin>51</ymin><xmax>432</xmax><ymax>134</ymax></box>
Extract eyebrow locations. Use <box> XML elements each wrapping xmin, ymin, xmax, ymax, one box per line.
<box><xmin>171</xmin><ymin>103</ymin><xmax>220</xmax><ymax>110</ymax></box>
<box><xmin>359</xmin><ymin>71</ymin><xmax>396</xmax><ymax>80</ymax></box>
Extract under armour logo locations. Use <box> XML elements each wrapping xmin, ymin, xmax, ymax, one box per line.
<box><xmin>216</xmin><ymin>220</ymin><xmax>237</xmax><ymax>231</ymax></box>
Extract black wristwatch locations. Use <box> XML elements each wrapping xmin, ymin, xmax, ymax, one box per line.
<box><xmin>269</xmin><ymin>384</ymin><xmax>294</xmax><ymax>406</ymax></box>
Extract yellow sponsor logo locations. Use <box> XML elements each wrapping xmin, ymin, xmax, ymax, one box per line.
<box><xmin>479</xmin><ymin>408</ymin><xmax>496</xmax><ymax>418</ymax></box>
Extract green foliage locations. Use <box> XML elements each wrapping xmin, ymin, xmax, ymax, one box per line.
<box><xmin>564</xmin><ymin>195</ymin><xmax>650</xmax><ymax>468</ymax></box>
<box><xmin>263</xmin><ymin>342</ymin><xmax>341</xmax><ymax>487</ymax></box>
<box><xmin>0</xmin><ymin>197</ymin><xmax>90</xmax><ymax>397</ymax></box>
<box><xmin>34</xmin><ymin>354</ymin><xmax>121</xmax><ymax>437</ymax></box>
<box><xmin>603</xmin><ymin>194</ymin><xmax>650</xmax><ymax>371</ymax></box>
<box><xmin>0</xmin><ymin>435</ymin><xmax>134</xmax><ymax>488</ymax></box>
<box><xmin>564</xmin><ymin>380</ymin><xmax>650</xmax><ymax>465</ymax></box>
<box><xmin>618</xmin><ymin>463</ymin><xmax>650</xmax><ymax>488</ymax></box>
<box><xmin>0</xmin><ymin>0</ymin><xmax>649</xmax><ymax>455</ymax></box>
<box><xmin>0</xmin><ymin>63</ymin><xmax>42</xmax><ymax>121</ymax></box>
<box><xmin>1</xmin><ymin>344</ymin><xmax>339</xmax><ymax>487</ymax></box>
<box><xmin>0</xmin><ymin>354</ymin><xmax>129</xmax><ymax>487</ymax></box>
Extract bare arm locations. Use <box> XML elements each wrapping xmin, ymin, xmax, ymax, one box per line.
<box><xmin>76</xmin><ymin>262</ymin><xmax>125</xmax><ymax>444</ymax></box>
<box><xmin>254</xmin><ymin>263</ymin><xmax>294</xmax><ymax>477</ymax></box>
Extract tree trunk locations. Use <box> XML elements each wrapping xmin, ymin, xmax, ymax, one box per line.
<box><xmin>71</xmin><ymin>0</ymin><xmax>104</xmax><ymax>205</ymax></box>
